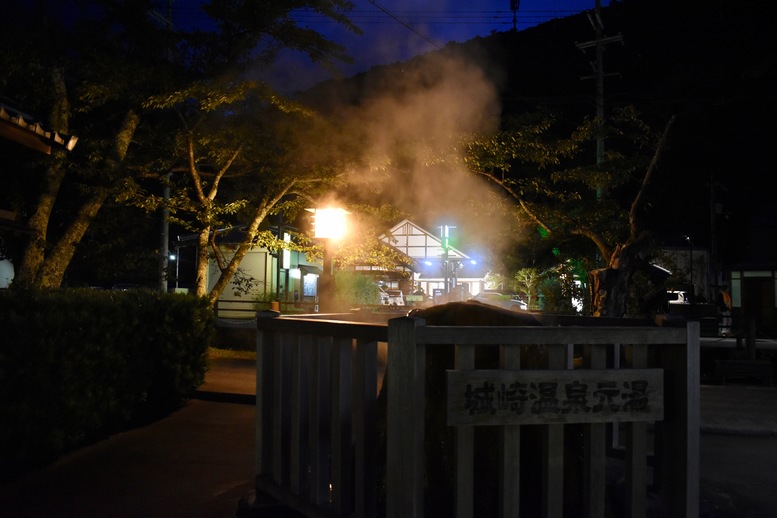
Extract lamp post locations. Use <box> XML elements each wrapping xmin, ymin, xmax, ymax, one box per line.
<box><xmin>173</xmin><ymin>246</ymin><xmax>180</xmax><ymax>290</ymax></box>
<box><xmin>439</xmin><ymin>224</ymin><xmax>456</xmax><ymax>296</ymax></box>
<box><xmin>685</xmin><ymin>235</ymin><xmax>694</xmax><ymax>304</ymax></box>
<box><xmin>308</xmin><ymin>207</ymin><xmax>349</xmax><ymax>313</ymax></box>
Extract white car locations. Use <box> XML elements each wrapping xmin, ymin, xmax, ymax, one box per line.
<box><xmin>471</xmin><ymin>290</ymin><xmax>528</xmax><ymax>311</ymax></box>
<box><xmin>380</xmin><ymin>288</ymin><xmax>405</xmax><ymax>306</ymax></box>
<box><xmin>667</xmin><ymin>291</ymin><xmax>690</xmax><ymax>304</ymax></box>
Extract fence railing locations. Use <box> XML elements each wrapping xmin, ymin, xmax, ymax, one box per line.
<box><xmin>216</xmin><ymin>299</ymin><xmax>412</xmax><ymax>319</ymax></box>
<box><xmin>215</xmin><ymin>299</ymin><xmax>318</xmax><ymax>319</ymax></box>
<box><xmin>255</xmin><ymin>313</ymin><xmax>699</xmax><ymax>518</ymax></box>
<box><xmin>255</xmin><ymin>312</ymin><xmax>389</xmax><ymax>517</ymax></box>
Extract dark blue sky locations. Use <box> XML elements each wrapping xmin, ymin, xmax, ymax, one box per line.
<box><xmin>281</xmin><ymin>0</ymin><xmax>602</xmax><ymax>90</ymax></box>
<box><xmin>170</xmin><ymin>0</ymin><xmax>604</xmax><ymax>91</ymax></box>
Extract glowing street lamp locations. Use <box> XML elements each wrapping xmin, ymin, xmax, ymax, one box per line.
<box><xmin>309</xmin><ymin>207</ymin><xmax>349</xmax><ymax>240</ymax></box>
<box><xmin>307</xmin><ymin>207</ymin><xmax>350</xmax><ymax>312</ymax></box>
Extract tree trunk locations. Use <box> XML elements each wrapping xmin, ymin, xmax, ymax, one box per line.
<box><xmin>15</xmin><ymin>157</ymin><xmax>68</xmax><ymax>285</ymax></box>
<box><xmin>589</xmin><ymin>242</ymin><xmax>641</xmax><ymax>317</ymax></box>
<box><xmin>206</xmin><ymin>215</ymin><xmax>266</xmax><ymax>306</ymax></box>
<box><xmin>37</xmin><ymin>187</ymin><xmax>110</xmax><ymax>287</ymax></box>
<box><xmin>195</xmin><ymin>227</ymin><xmax>211</xmax><ymax>298</ymax></box>
<box><xmin>588</xmin><ymin>117</ymin><xmax>675</xmax><ymax>318</ymax></box>
<box><xmin>21</xmin><ymin>109</ymin><xmax>140</xmax><ymax>288</ymax></box>
<box><xmin>15</xmin><ymin>68</ymin><xmax>71</xmax><ymax>286</ymax></box>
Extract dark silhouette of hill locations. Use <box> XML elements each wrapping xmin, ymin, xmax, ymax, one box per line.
<box><xmin>302</xmin><ymin>0</ymin><xmax>776</xmax><ymax>268</ymax></box>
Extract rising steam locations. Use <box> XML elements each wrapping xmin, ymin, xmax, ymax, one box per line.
<box><xmin>316</xmin><ymin>49</ymin><xmax>524</xmax><ymax>258</ymax></box>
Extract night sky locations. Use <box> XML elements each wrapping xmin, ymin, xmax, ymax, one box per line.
<box><xmin>171</xmin><ymin>0</ymin><xmax>604</xmax><ymax>91</ymax></box>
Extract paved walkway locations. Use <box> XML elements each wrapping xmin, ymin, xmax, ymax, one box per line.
<box><xmin>701</xmin><ymin>384</ymin><xmax>777</xmax><ymax>435</ymax></box>
<box><xmin>0</xmin><ymin>358</ymin><xmax>257</xmax><ymax>518</ymax></box>
<box><xmin>1</xmin><ymin>356</ymin><xmax>776</xmax><ymax>517</ymax></box>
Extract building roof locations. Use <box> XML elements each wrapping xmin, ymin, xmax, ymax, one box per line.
<box><xmin>0</xmin><ymin>101</ymin><xmax>77</xmax><ymax>155</ymax></box>
<box><xmin>0</xmin><ymin>209</ymin><xmax>29</xmax><ymax>233</ymax></box>
<box><xmin>378</xmin><ymin>219</ymin><xmax>470</xmax><ymax>261</ymax></box>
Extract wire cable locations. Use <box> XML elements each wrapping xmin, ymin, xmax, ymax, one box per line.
<box><xmin>363</xmin><ymin>0</ymin><xmax>441</xmax><ymax>49</ymax></box>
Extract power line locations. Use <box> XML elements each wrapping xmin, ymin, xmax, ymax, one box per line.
<box><xmin>363</xmin><ymin>0</ymin><xmax>441</xmax><ymax>49</ymax></box>
<box><xmin>171</xmin><ymin>6</ymin><xmax>587</xmax><ymax>31</ymax></box>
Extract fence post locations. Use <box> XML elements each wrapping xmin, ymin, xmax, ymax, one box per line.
<box><xmin>659</xmin><ymin>320</ymin><xmax>700</xmax><ymax>518</ymax></box>
<box><xmin>387</xmin><ymin>317</ymin><xmax>425</xmax><ymax>517</ymax></box>
<box><xmin>256</xmin><ymin>310</ymin><xmax>280</xmax><ymax>477</ymax></box>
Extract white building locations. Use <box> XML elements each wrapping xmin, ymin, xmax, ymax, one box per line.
<box><xmin>378</xmin><ymin>219</ymin><xmax>487</xmax><ymax>302</ymax></box>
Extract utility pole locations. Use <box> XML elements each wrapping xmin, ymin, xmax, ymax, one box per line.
<box><xmin>159</xmin><ymin>175</ymin><xmax>170</xmax><ymax>292</ymax></box>
<box><xmin>155</xmin><ymin>1</ymin><xmax>175</xmax><ymax>292</ymax></box>
<box><xmin>510</xmin><ymin>0</ymin><xmax>520</xmax><ymax>31</ymax></box>
<box><xmin>575</xmin><ymin>0</ymin><xmax>623</xmax><ymax>197</ymax></box>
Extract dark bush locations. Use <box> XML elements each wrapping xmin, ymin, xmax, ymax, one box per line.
<box><xmin>0</xmin><ymin>287</ymin><xmax>214</xmax><ymax>482</ymax></box>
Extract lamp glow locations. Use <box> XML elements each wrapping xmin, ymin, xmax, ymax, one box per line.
<box><xmin>309</xmin><ymin>207</ymin><xmax>349</xmax><ymax>240</ymax></box>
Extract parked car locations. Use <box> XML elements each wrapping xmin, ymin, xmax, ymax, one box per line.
<box><xmin>470</xmin><ymin>290</ymin><xmax>528</xmax><ymax>311</ymax></box>
<box><xmin>667</xmin><ymin>290</ymin><xmax>690</xmax><ymax>304</ymax></box>
<box><xmin>380</xmin><ymin>288</ymin><xmax>405</xmax><ymax>306</ymax></box>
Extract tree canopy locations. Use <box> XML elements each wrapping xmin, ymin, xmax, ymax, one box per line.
<box><xmin>0</xmin><ymin>0</ymin><xmax>359</xmax><ymax>297</ymax></box>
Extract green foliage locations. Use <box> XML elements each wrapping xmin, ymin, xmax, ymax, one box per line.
<box><xmin>456</xmin><ymin>106</ymin><xmax>670</xmax><ymax>316</ymax></box>
<box><xmin>0</xmin><ymin>288</ymin><xmax>214</xmax><ymax>482</ymax></box>
<box><xmin>461</xmin><ymin>108</ymin><xmax>657</xmax><ymax>261</ymax></box>
<box><xmin>484</xmin><ymin>271</ymin><xmax>507</xmax><ymax>290</ymax></box>
<box><xmin>511</xmin><ymin>268</ymin><xmax>542</xmax><ymax>308</ymax></box>
<box><xmin>0</xmin><ymin>0</ymin><xmax>361</xmax><ymax>290</ymax></box>
<box><xmin>335</xmin><ymin>270</ymin><xmax>381</xmax><ymax>307</ymax></box>
<box><xmin>537</xmin><ymin>263</ymin><xmax>586</xmax><ymax>315</ymax></box>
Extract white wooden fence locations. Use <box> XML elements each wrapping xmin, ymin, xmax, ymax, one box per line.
<box><xmin>255</xmin><ymin>312</ymin><xmax>699</xmax><ymax>518</ymax></box>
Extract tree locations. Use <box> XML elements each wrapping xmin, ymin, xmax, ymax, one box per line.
<box><xmin>128</xmin><ymin>81</ymin><xmax>349</xmax><ymax>304</ymax></box>
<box><xmin>0</xmin><ymin>0</ymin><xmax>359</xmax><ymax>290</ymax></box>
<box><xmin>511</xmin><ymin>267</ymin><xmax>542</xmax><ymax>309</ymax></box>
<box><xmin>0</xmin><ymin>1</ymin><xmax>193</xmax><ymax>287</ymax></box>
<box><xmin>462</xmin><ymin>108</ymin><xmax>676</xmax><ymax>317</ymax></box>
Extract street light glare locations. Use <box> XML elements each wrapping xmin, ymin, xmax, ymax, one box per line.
<box><xmin>310</xmin><ymin>207</ymin><xmax>349</xmax><ymax>241</ymax></box>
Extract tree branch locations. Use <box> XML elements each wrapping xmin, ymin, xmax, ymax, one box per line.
<box><xmin>472</xmin><ymin>170</ymin><xmax>553</xmax><ymax>235</ymax></box>
<box><xmin>209</xmin><ymin>145</ymin><xmax>243</xmax><ymax>201</ymax></box>
<box><xmin>629</xmin><ymin>115</ymin><xmax>676</xmax><ymax>240</ymax></box>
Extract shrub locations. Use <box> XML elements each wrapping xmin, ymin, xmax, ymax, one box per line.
<box><xmin>0</xmin><ymin>287</ymin><xmax>214</xmax><ymax>481</ymax></box>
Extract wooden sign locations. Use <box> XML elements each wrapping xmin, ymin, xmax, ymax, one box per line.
<box><xmin>447</xmin><ymin>369</ymin><xmax>663</xmax><ymax>426</ymax></box>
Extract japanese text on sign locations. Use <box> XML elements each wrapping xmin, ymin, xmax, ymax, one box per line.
<box><xmin>446</xmin><ymin>369</ymin><xmax>663</xmax><ymax>426</ymax></box>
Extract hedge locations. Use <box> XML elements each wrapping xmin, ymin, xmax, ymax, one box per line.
<box><xmin>0</xmin><ymin>288</ymin><xmax>214</xmax><ymax>482</ymax></box>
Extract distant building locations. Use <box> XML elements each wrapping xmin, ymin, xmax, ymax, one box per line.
<box><xmin>204</xmin><ymin>226</ymin><xmax>321</xmax><ymax>318</ymax></box>
<box><xmin>204</xmin><ymin>219</ymin><xmax>490</xmax><ymax>316</ymax></box>
<box><xmin>377</xmin><ymin>219</ymin><xmax>488</xmax><ymax>303</ymax></box>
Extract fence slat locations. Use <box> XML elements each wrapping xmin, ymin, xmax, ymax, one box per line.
<box><xmin>624</xmin><ymin>344</ymin><xmax>649</xmax><ymax>518</ymax></box>
<box><xmin>290</xmin><ymin>335</ymin><xmax>311</xmax><ymax>495</ymax></box>
<box><xmin>500</xmin><ymin>345</ymin><xmax>522</xmax><ymax>517</ymax></box>
<box><xmin>309</xmin><ymin>336</ymin><xmax>332</xmax><ymax>506</ymax></box>
<box><xmin>583</xmin><ymin>344</ymin><xmax>607</xmax><ymax>518</ymax></box>
<box><xmin>543</xmin><ymin>344</ymin><xmax>566</xmax><ymax>518</ymax></box>
<box><xmin>255</xmin><ymin>313</ymin><xmax>277</xmax><ymax>477</ymax></box>
<box><xmin>455</xmin><ymin>344</ymin><xmax>475</xmax><ymax>518</ymax></box>
<box><xmin>273</xmin><ymin>332</ymin><xmax>293</xmax><ymax>485</ymax></box>
<box><xmin>354</xmin><ymin>339</ymin><xmax>378</xmax><ymax>517</ymax></box>
<box><xmin>331</xmin><ymin>337</ymin><xmax>354</xmax><ymax>514</ymax></box>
